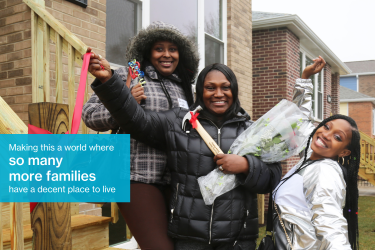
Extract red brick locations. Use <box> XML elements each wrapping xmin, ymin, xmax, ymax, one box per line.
<box><xmin>15</xmin><ymin>77</ymin><xmax>31</xmax><ymax>86</ymax></box>
<box><xmin>7</xmin><ymin>51</ymin><xmax>22</xmax><ymax>61</ymax></box>
<box><xmin>2</xmin><ymin>96</ymin><xmax>15</xmax><ymax>104</ymax></box>
<box><xmin>15</xmin><ymin>94</ymin><xmax>31</xmax><ymax>103</ymax></box>
<box><xmin>1</xmin><ymin>62</ymin><xmax>14</xmax><ymax>70</ymax></box>
<box><xmin>7</xmin><ymin>86</ymin><xmax>23</xmax><ymax>95</ymax></box>
<box><xmin>8</xmin><ymin>69</ymin><xmax>23</xmax><ymax>77</ymax></box>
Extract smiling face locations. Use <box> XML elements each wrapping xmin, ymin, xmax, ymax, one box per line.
<box><xmin>202</xmin><ymin>70</ymin><xmax>233</xmax><ymax>116</ymax></box>
<box><xmin>149</xmin><ymin>41</ymin><xmax>179</xmax><ymax>76</ymax></box>
<box><xmin>310</xmin><ymin>119</ymin><xmax>353</xmax><ymax>161</ymax></box>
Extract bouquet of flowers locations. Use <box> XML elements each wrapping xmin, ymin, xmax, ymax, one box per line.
<box><xmin>198</xmin><ymin>99</ymin><xmax>311</xmax><ymax>205</ymax></box>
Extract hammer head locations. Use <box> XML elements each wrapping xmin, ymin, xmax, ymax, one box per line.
<box><xmin>182</xmin><ymin>105</ymin><xmax>203</xmax><ymax>130</ymax></box>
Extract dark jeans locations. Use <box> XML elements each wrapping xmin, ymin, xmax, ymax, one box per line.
<box><xmin>175</xmin><ymin>239</ymin><xmax>257</xmax><ymax>250</ymax></box>
<box><xmin>117</xmin><ymin>182</ymin><xmax>173</xmax><ymax>250</ymax></box>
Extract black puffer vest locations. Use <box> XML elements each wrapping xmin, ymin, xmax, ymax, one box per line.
<box><xmin>92</xmin><ymin>72</ymin><xmax>282</xmax><ymax>244</ymax></box>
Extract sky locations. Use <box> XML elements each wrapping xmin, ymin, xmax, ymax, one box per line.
<box><xmin>252</xmin><ymin>0</ymin><xmax>375</xmax><ymax>63</ymax></box>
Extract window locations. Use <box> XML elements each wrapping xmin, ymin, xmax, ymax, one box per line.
<box><xmin>150</xmin><ymin>0</ymin><xmax>198</xmax><ymax>42</ymax></box>
<box><xmin>106</xmin><ymin>0</ymin><xmax>142</xmax><ymax>67</ymax></box>
<box><xmin>300</xmin><ymin>51</ymin><xmax>324</xmax><ymax>121</ymax></box>
<box><xmin>204</xmin><ymin>0</ymin><xmax>224</xmax><ymax>66</ymax></box>
<box><xmin>106</xmin><ymin>0</ymin><xmax>227</xmax><ymax>72</ymax></box>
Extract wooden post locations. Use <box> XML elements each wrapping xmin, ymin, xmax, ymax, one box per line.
<box><xmin>10</xmin><ymin>203</ymin><xmax>24</xmax><ymax>250</ymax></box>
<box><xmin>28</xmin><ymin>103</ymin><xmax>72</xmax><ymax>250</ymax></box>
<box><xmin>126</xmin><ymin>224</ymin><xmax>132</xmax><ymax>240</ymax></box>
<box><xmin>257</xmin><ymin>194</ymin><xmax>264</xmax><ymax>224</ymax></box>
<box><xmin>111</xmin><ymin>203</ymin><xmax>119</xmax><ymax>224</ymax></box>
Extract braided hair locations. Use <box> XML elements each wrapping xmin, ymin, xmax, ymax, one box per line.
<box><xmin>275</xmin><ymin>114</ymin><xmax>360</xmax><ymax>250</ymax></box>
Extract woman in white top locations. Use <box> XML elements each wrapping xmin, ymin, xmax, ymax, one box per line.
<box><xmin>273</xmin><ymin>57</ymin><xmax>359</xmax><ymax>250</ymax></box>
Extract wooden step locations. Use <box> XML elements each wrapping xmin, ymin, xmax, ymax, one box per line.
<box><xmin>2</xmin><ymin>215</ymin><xmax>112</xmax><ymax>250</ymax></box>
<box><xmin>1</xmin><ymin>202</ymin><xmax>79</xmax><ymax>230</ymax></box>
<box><xmin>359</xmin><ymin>168</ymin><xmax>375</xmax><ymax>186</ymax></box>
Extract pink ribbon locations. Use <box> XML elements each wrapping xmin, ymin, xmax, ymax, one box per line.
<box><xmin>28</xmin><ymin>52</ymin><xmax>91</xmax><ymax>213</ymax></box>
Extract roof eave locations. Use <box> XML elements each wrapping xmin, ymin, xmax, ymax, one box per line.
<box><xmin>340</xmin><ymin>98</ymin><xmax>375</xmax><ymax>104</ymax></box>
<box><xmin>253</xmin><ymin>15</ymin><xmax>352</xmax><ymax>75</ymax></box>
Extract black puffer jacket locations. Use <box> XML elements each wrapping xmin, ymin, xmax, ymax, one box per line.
<box><xmin>92</xmin><ymin>72</ymin><xmax>281</xmax><ymax>244</ymax></box>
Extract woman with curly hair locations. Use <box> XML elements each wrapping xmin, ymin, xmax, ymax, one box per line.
<box><xmin>82</xmin><ymin>21</ymin><xmax>199</xmax><ymax>250</ymax></box>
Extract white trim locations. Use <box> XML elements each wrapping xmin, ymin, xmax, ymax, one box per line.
<box><xmin>197</xmin><ymin>0</ymin><xmax>205</xmax><ymax>73</ymax></box>
<box><xmin>222</xmin><ymin>0</ymin><xmax>227</xmax><ymax>64</ymax></box>
<box><xmin>301</xmin><ymin>51</ymin><xmax>306</xmax><ymax>72</ymax></box>
<box><xmin>253</xmin><ymin>15</ymin><xmax>351</xmax><ymax>75</ymax></box>
<box><xmin>205</xmin><ymin>32</ymin><xmax>224</xmax><ymax>44</ymax></box>
<box><xmin>314</xmin><ymin>73</ymin><xmax>318</xmax><ymax>118</ymax></box>
<box><xmin>341</xmin><ymin>98</ymin><xmax>375</xmax><ymax>103</ymax></box>
<box><xmin>140</xmin><ymin>0</ymin><xmax>150</xmax><ymax>28</ymax></box>
<box><xmin>340</xmin><ymin>72</ymin><xmax>375</xmax><ymax>77</ymax></box>
<box><xmin>356</xmin><ymin>74</ymin><xmax>359</xmax><ymax>92</ymax></box>
<box><xmin>301</xmin><ymin>51</ymin><xmax>324</xmax><ymax>120</ymax></box>
<box><xmin>300</xmin><ymin>45</ymin><xmax>315</xmax><ymax>63</ymax></box>
<box><xmin>320</xmin><ymin>68</ymin><xmax>324</xmax><ymax>119</ymax></box>
<box><xmin>109</xmin><ymin>62</ymin><xmax>124</xmax><ymax>70</ymax></box>
<box><xmin>347</xmin><ymin>102</ymin><xmax>349</xmax><ymax>116</ymax></box>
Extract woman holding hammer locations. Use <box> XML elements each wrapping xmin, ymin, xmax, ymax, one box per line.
<box><xmin>85</xmin><ymin>57</ymin><xmax>281</xmax><ymax>248</ymax></box>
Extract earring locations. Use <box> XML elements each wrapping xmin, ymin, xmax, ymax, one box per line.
<box><xmin>341</xmin><ymin>157</ymin><xmax>345</xmax><ymax>165</ymax></box>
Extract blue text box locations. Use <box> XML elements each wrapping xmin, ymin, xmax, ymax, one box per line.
<box><xmin>0</xmin><ymin>134</ymin><xmax>130</xmax><ymax>202</ymax></box>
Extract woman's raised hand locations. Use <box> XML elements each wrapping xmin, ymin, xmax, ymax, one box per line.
<box><xmin>131</xmin><ymin>83</ymin><xmax>147</xmax><ymax>104</ymax></box>
<box><xmin>85</xmin><ymin>47</ymin><xmax>112</xmax><ymax>83</ymax></box>
<box><xmin>302</xmin><ymin>56</ymin><xmax>326</xmax><ymax>79</ymax></box>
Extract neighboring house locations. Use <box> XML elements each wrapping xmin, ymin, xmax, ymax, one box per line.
<box><xmin>252</xmin><ymin>11</ymin><xmax>351</xmax><ymax>176</ymax></box>
<box><xmin>340</xmin><ymin>60</ymin><xmax>375</xmax><ymax>98</ymax></box>
<box><xmin>340</xmin><ymin>85</ymin><xmax>375</xmax><ymax>138</ymax></box>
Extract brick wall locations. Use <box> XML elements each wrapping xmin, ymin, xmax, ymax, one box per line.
<box><xmin>227</xmin><ymin>0</ymin><xmax>252</xmax><ymax>115</ymax></box>
<box><xmin>0</xmin><ymin>0</ymin><xmax>105</xmax><ymax>124</ymax></box>
<box><xmin>0</xmin><ymin>0</ymin><xmax>32</xmax><ymax>123</ymax></box>
<box><xmin>348</xmin><ymin>102</ymin><xmax>375</xmax><ymax>137</ymax></box>
<box><xmin>285</xmin><ymin>30</ymin><xmax>300</xmax><ymax>101</ymax></box>
<box><xmin>252</xmin><ymin>28</ymin><xmax>293</xmax><ymax>120</ymax></box>
<box><xmin>331</xmin><ymin>72</ymin><xmax>340</xmax><ymax>115</ymax></box>
<box><xmin>45</xmin><ymin>0</ymin><xmax>106</xmax><ymax>105</ymax></box>
<box><xmin>359</xmin><ymin>75</ymin><xmax>375</xmax><ymax>98</ymax></box>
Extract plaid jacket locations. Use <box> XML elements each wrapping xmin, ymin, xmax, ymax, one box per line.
<box><xmin>82</xmin><ymin>64</ymin><xmax>189</xmax><ymax>185</ymax></box>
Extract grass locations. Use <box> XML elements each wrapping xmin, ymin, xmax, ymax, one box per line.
<box><xmin>256</xmin><ymin>196</ymin><xmax>375</xmax><ymax>249</ymax></box>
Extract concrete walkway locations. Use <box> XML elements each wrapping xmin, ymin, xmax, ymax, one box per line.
<box><xmin>359</xmin><ymin>186</ymin><xmax>375</xmax><ymax>196</ymax></box>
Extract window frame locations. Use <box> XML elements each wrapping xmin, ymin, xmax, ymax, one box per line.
<box><xmin>106</xmin><ymin>0</ymin><xmax>144</xmax><ymax>69</ymax></box>
<box><xmin>300</xmin><ymin>48</ymin><xmax>324</xmax><ymax>122</ymax></box>
<box><xmin>197</xmin><ymin>0</ymin><xmax>227</xmax><ymax>71</ymax></box>
<box><xmin>107</xmin><ymin>0</ymin><xmax>228</xmax><ymax>72</ymax></box>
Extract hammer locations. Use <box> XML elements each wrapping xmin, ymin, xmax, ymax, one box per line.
<box><xmin>182</xmin><ymin>106</ymin><xmax>224</xmax><ymax>156</ymax></box>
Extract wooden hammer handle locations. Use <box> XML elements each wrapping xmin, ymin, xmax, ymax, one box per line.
<box><xmin>195</xmin><ymin>120</ymin><xmax>224</xmax><ymax>155</ymax></box>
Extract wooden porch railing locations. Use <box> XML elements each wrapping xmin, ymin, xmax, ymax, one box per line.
<box><xmin>359</xmin><ymin>131</ymin><xmax>375</xmax><ymax>186</ymax></box>
<box><xmin>0</xmin><ymin>0</ymin><xmax>121</xmax><ymax>248</ymax></box>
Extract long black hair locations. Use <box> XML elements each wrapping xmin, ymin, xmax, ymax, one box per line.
<box><xmin>275</xmin><ymin>114</ymin><xmax>360</xmax><ymax>250</ymax></box>
<box><xmin>191</xmin><ymin>63</ymin><xmax>242</xmax><ymax>123</ymax></box>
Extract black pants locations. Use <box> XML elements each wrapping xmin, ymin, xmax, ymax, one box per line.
<box><xmin>117</xmin><ymin>182</ymin><xmax>173</xmax><ymax>250</ymax></box>
<box><xmin>175</xmin><ymin>239</ymin><xmax>257</xmax><ymax>250</ymax></box>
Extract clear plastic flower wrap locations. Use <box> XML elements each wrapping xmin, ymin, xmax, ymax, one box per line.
<box><xmin>198</xmin><ymin>99</ymin><xmax>311</xmax><ymax>205</ymax></box>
